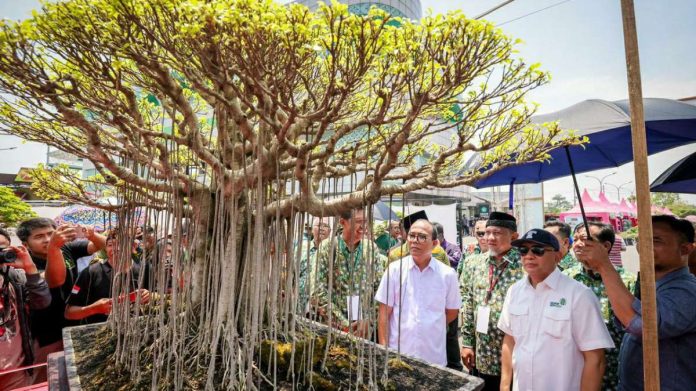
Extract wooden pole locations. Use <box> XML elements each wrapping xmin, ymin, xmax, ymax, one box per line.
<box><xmin>619</xmin><ymin>1</ymin><xmax>660</xmax><ymax>390</ymax></box>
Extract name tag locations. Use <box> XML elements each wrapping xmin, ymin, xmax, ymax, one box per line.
<box><xmin>476</xmin><ymin>305</ymin><xmax>491</xmax><ymax>334</ymax></box>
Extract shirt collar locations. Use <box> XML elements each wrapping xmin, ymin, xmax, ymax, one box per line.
<box><xmin>487</xmin><ymin>247</ymin><xmax>520</xmax><ymax>266</ymax></box>
<box><xmin>656</xmin><ymin>267</ymin><xmax>691</xmax><ymax>288</ymax></box>
<box><xmin>408</xmin><ymin>255</ymin><xmax>436</xmax><ymax>272</ymax></box>
<box><xmin>525</xmin><ymin>266</ymin><xmax>561</xmax><ymax>290</ymax></box>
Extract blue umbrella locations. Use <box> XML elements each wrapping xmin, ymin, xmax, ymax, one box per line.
<box><xmin>650</xmin><ymin>150</ymin><xmax>696</xmax><ymax>194</ymax></box>
<box><xmin>467</xmin><ymin>98</ymin><xmax>696</xmax><ymax>230</ymax></box>
<box><xmin>471</xmin><ymin>98</ymin><xmax>696</xmax><ymax>189</ymax></box>
<box><xmin>373</xmin><ymin>200</ymin><xmax>399</xmax><ymax>221</ymax></box>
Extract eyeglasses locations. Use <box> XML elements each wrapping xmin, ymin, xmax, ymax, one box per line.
<box><xmin>516</xmin><ymin>246</ymin><xmax>553</xmax><ymax>256</ymax></box>
<box><xmin>407</xmin><ymin>233</ymin><xmax>429</xmax><ymax>243</ymax></box>
<box><xmin>476</xmin><ymin>231</ymin><xmax>486</xmax><ymax>237</ymax></box>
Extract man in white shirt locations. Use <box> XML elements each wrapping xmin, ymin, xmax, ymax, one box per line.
<box><xmin>375</xmin><ymin>219</ymin><xmax>461</xmax><ymax>366</ymax></box>
<box><xmin>498</xmin><ymin>228</ymin><xmax>614</xmax><ymax>391</ymax></box>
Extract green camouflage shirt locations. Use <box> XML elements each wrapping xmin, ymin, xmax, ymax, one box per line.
<box><xmin>457</xmin><ymin>244</ymin><xmax>482</xmax><ymax>276</ymax></box>
<box><xmin>311</xmin><ymin>236</ymin><xmax>385</xmax><ymax>329</ymax></box>
<box><xmin>296</xmin><ymin>239</ymin><xmax>320</xmax><ymax>314</ymax></box>
<box><xmin>558</xmin><ymin>251</ymin><xmax>577</xmax><ymax>271</ymax></box>
<box><xmin>460</xmin><ymin>248</ymin><xmax>524</xmax><ymax>375</ymax></box>
<box><xmin>562</xmin><ymin>263</ymin><xmax>636</xmax><ymax>391</ymax></box>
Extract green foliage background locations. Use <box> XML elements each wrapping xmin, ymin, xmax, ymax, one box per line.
<box><xmin>0</xmin><ymin>186</ymin><xmax>36</xmax><ymax>226</ymax></box>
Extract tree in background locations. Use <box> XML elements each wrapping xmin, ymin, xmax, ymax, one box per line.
<box><xmin>0</xmin><ymin>0</ymin><xmax>584</xmax><ymax>388</ymax></box>
<box><xmin>545</xmin><ymin>193</ymin><xmax>573</xmax><ymax>215</ymax></box>
<box><xmin>0</xmin><ymin>186</ymin><xmax>36</xmax><ymax>226</ymax></box>
<box><xmin>650</xmin><ymin>193</ymin><xmax>696</xmax><ymax>217</ymax></box>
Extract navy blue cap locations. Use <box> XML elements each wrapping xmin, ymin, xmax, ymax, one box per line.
<box><xmin>511</xmin><ymin>228</ymin><xmax>560</xmax><ymax>251</ymax></box>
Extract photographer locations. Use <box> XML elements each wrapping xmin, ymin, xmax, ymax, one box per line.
<box><xmin>0</xmin><ymin>228</ymin><xmax>51</xmax><ymax>390</ymax></box>
<box><xmin>15</xmin><ymin>218</ymin><xmax>106</xmax><ymax>378</ymax></box>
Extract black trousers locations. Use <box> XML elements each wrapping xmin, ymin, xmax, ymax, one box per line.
<box><xmin>446</xmin><ymin>317</ymin><xmax>463</xmax><ymax>371</ymax></box>
<box><xmin>478</xmin><ymin>372</ymin><xmax>501</xmax><ymax>391</ymax></box>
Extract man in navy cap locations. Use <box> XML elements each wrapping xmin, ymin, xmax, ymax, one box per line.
<box><xmin>459</xmin><ymin>211</ymin><xmax>523</xmax><ymax>390</ymax></box>
<box><xmin>498</xmin><ymin>228</ymin><xmax>612</xmax><ymax>391</ymax></box>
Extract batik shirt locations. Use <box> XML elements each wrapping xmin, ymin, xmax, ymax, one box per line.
<box><xmin>457</xmin><ymin>244</ymin><xmax>482</xmax><ymax>276</ymax></box>
<box><xmin>296</xmin><ymin>239</ymin><xmax>321</xmax><ymax>313</ymax></box>
<box><xmin>311</xmin><ymin>236</ymin><xmax>385</xmax><ymax>329</ymax></box>
<box><xmin>558</xmin><ymin>252</ymin><xmax>577</xmax><ymax>271</ymax></box>
<box><xmin>459</xmin><ymin>248</ymin><xmax>524</xmax><ymax>376</ymax></box>
<box><xmin>563</xmin><ymin>263</ymin><xmax>636</xmax><ymax>391</ymax></box>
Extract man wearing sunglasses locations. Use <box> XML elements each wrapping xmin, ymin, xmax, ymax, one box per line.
<box><xmin>498</xmin><ymin>228</ymin><xmax>613</xmax><ymax>391</ymax></box>
<box><xmin>459</xmin><ymin>212</ymin><xmax>522</xmax><ymax>391</ymax></box>
<box><xmin>457</xmin><ymin>219</ymin><xmax>489</xmax><ymax>276</ymax></box>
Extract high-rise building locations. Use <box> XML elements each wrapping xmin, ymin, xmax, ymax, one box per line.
<box><xmin>292</xmin><ymin>0</ymin><xmax>422</xmax><ymax>20</ymax></box>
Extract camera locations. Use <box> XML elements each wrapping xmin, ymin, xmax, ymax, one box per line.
<box><xmin>0</xmin><ymin>247</ymin><xmax>17</xmax><ymax>263</ymax></box>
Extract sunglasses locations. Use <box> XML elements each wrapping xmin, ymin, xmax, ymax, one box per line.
<box><xmin>475</xmin><ymin>231</ymin><xmax>486</xmax><ymax>237</ymax></box>
<box><xmin>516</xmin><ymin>246</ymin><xmax>553</xmax><ymax>256</ymax></box>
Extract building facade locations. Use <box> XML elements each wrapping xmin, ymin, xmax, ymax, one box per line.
<box><xmin>293</xmin><ymin>0</ymin><xmax>422</xmax><ymax>20</ymax></box>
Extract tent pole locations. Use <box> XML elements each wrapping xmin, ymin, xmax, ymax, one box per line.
<box><xmin>620</xmin><ymin>1</ymin><xmax>660</xmax><ymax>390</ymax></box>
<box><xmin>564</xmin><ymin>146</ymin><xmax>590</xmax><ymax>232</ymax></box>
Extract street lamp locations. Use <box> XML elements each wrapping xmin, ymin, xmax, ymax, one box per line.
<box><xmin>585</xmin><ymin>171</ymin><xmax>617</xmax><ymax>193</ymax></box>
<box><xmin>604</xmin><ymin>181</ymin><xmax>633</xmax><ymax>201</ymax></box>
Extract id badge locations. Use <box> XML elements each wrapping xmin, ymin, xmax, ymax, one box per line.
<box><xmin>347</xmin><ymin>295</ymin><xmax>361</xmax><ymax>321</ymax></box>
<box><xmin>476</xmin><ymin>305</ymin><xmax>491</xmax><ymax>334</ymax></box>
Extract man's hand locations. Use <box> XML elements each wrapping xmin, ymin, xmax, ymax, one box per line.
<box><xmin>574</xmin><ymin>239</ymin><xmax>612</xmax><ymax>273</ymax></box>
<box><xmin>5</xmin><ymin>245</ymin><xmax>38</xmax><ymax>274</ymax></box>
<box><xmin>350</xmin><ymin>320</ymin><xmax>370</xmax><ymax>339</ymax></box>
<box><xmin>139</xmin><ymin>289</ymin><xmax>151</xmax><ymax>305</ymax></box>
<box><xmin>49</xmin><ymin>224</ymin><xmax>78</xmax><ymax>249</ymax></box>
<box><xmin>460</xmin><ymin>347</ymin><xmax>475</xmax><ymax>371</ymax></box>
<box><xmin>91</xmin><ymin>298</ymin><xmax>113</xmax><ymax>315</ymax></box>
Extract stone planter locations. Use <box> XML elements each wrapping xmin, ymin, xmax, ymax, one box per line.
<box><xmin>53</xmin><ymin>321</ymin><xmax>484</xmax><ymax>390</ymax></box>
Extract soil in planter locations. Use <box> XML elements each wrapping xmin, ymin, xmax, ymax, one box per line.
<box><xmin>257</xmin><ymin>330</ymin><xmax>470</xmax><ymax>391</ymax></box>
<box><xmin>72</xmin><ymin>324</ymin><xmax>475</xmax><ymax>390</ymax></box>
<box><xmin>72</xmin><ymin>325</ymin><xmax>211</xmax><ymax>390</ymax></box>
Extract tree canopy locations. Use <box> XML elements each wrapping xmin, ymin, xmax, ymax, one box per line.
<box><xmin>0</xmin><ymin>0</ymin><xmax>584</xmax><ymax>388</ymax></box>
<box><xmin>0</xmin><ymin>0</ymin><xmax>581</xmax><ymax>216</ymax></box>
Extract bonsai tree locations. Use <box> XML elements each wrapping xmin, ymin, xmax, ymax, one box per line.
<box><xmin>0</xmin><ymin>0</ymin><xmax>582</xmax><ymax>388</ymax></box>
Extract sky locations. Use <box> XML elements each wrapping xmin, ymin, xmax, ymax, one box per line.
<box><xmin>0</xmin><ymin>0</ymin><xmax>694</xmax><ymax>204</ymax></box>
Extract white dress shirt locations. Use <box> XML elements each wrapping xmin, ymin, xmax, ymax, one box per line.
<box><xmin>498</xmin><ymin>268</ymin><xmax>614</xmax><ymax>391</ymax></box>
<box><xmin>375</xmin><ymin>256</ymin><xmax>461</xmax><ymax>366</ymax></box>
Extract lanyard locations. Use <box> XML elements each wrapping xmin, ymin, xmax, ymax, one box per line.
<box><xmin>485</xmin><ymin>260</ymin><xmax>509</xmax><ymax>304</ymax></box>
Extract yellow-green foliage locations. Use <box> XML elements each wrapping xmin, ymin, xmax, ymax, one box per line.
<box><xmin>0</xmin><ymin>0</ymin><xmax>584</xmax><ymax>211</ymax></box>
<box><xmin>0</xmin><ymin>186</ymin><xmax>36</xmax><ymax>227</ymax></box>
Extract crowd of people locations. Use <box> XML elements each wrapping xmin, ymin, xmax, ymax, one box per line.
<box><xmin>301</xmin><ymin>209</ymin><xmax>696</xmax><ymax>391</ymax></box>
<box><xmin>1</xmin><ymin>209</ymin><xmax>695</xmax><ymax>390</ymax></box>
<box><xmin>0</xmin><ymin>218</ymin><xmax>169</xmax><ymax>390</ymax></box>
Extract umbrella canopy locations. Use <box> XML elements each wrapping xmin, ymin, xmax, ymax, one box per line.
<box><xmin>650</xmin><ymin>150</ymin><xmax>696</xmax><ymax>194</ymax></box>
<box><xmin>471</xmin><ymin>98</ymin><xmax>696</xmax><ymax>188</ymax></box>
<box><xmin>372</xmin><ymin>200</ymin><xmax>399</xmax><ymax>221</ymax></box>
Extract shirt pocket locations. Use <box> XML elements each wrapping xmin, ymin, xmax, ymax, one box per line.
<box><xmin>542</xmin><ymin>308</ymin><xmax>570</xmax><ymax>339</ymax></box>
<box><xmin>509</xmin><ymin>303</ymin><xmax>529</xmax><ymax>337</ymax></box>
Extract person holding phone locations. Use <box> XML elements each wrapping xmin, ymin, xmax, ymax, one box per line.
<box><xmin>65</xmin><ymin>228</ymin><xmax>150</xmax><ymax>324</ymax></box>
